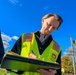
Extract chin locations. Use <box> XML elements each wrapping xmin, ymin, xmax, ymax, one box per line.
<box><xmin>47</xmin><ymin>31</ymin><xmax>51</xmax><ymax>34</ymax></box>
<box><xmin>44</xmin><ymin>31</ymin><xmax>51</xmax><ymax>35</ymax></box>
<box><xmin>45</xmin><ymin>33</ymin><xmax>50</xmax><ymax>35</ymax></box>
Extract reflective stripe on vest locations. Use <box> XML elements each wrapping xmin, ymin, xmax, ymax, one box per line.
<box><xmin>22</xmin><ymin>33</ymin><xmax>33</xmax><ymax>42</ymax></box>
<box><xmin>21</xmin><ymin>33</ymin><xmax>33</xmax><ymax>57</ymax></box>
<box><xmin>52</xmin><ymin>40</ymin><xmax>60</xmax><ymax>52</ymax></box>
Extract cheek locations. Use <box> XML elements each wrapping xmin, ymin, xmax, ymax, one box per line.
<box><xmin>48</xmin><ymin>27</ymin><xmax>54</xmax><ymax>32</ymax></box>
<box><xmin>46</xmin><ymin>26</ymin><xmax>51</xmax><ymax>30</ymax></box>
<box><xmin>43</xmin><ymin>25</ymin><xmax>47</xmax><ymax>29</ymax></box>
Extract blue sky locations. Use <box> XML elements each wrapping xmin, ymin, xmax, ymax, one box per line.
<box><xmin>0</xmin><ymin>0</ymin><xmax>76</xmax><ymax>56</ymax></box>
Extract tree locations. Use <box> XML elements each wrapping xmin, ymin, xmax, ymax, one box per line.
<box><xmin>66</xmin><ymin>46</ymin><xmax>76</xmax><ymax>74</ymax></box>
<box><xmin>62</xmin><ymin>55</ymin><xmax>73</xmax><ymax>73</ymax></box>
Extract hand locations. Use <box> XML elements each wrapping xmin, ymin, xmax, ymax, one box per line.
<box><xmin>28</xmin><ymin>53</ymin><xmax>38</xmax><ymax>59</ymax></box>
<box><xmin>37</xmin><ymin>69</ymin><xmax>57</xmax><ymax>75</ymax></box>
<box><xmin>0</xmin><ymin>68</ymin><xmax>7</xmax><ymax>75</ymax></box>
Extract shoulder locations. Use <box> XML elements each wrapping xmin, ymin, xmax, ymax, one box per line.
<box><xmin>51</xmin><ymin>36</ymin><xmax>60</xmax><ymax>47</ymax></box>
<box><xmin>21</xmin><ymin>33</ymin><xmax>32</xmax><ymax>38</ymax></box>
<box><xmin>53</xmin><ymin>40</ymin><xmax>60</xmax><ymax>45</ymax></box>
<box><xmin>22</xmin><ymin>33</ymin><xmax>33</xmax><ymax>36</ymax></box>
<box><xmin>21</xmin><ymin>33</ymin><xmax>34</xmax><ymax>42</ymax></box>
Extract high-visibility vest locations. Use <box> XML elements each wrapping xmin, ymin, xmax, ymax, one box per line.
<box><xmin>9</xmin><ymin>33</ymin><xmax>61</xmax><ymax>75</ymax></box>
<box><xmin>20</xmin><ymin>33</ymin><xmax>61</xmax><ymax>75</ymax></box>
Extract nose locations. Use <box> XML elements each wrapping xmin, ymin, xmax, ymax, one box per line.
<box><xmin>48</xmin><ymin>26</ymin><xmax>53</xmax><ymax>31</ymax></box>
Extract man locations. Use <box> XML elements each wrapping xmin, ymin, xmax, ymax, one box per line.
<box><xmin>9</xmin><ymin>13</ymin><xmax>63</xmax><ymax>75</ymax></box>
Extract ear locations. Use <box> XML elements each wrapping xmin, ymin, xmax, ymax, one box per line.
<box><xmin>42</xmin><ymin>19</ymin><xmax>44</xmax><ymax>24</ymax></box>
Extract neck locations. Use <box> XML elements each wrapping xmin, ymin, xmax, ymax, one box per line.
<box><xmin>40</xmin><ymin>29</ymin><xmax>48</xmax><ymax>36</ymax></box>
<box><xmin>40</xmin><ymin>29</ymin><xmax>44</xmax><ymax>34</ymax></box>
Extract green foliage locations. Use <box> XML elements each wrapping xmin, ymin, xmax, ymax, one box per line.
<box><xmin>62</xmin><ymin>55</ymin><xmax>73</xmax><ymax>73</ymax></box>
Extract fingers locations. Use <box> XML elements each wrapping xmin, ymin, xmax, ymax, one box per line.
<box><xmin>0</xmin><ymin>68</ymin><xmax>7</xmax><ymax>75</ymax></box>
<box><xmin>49</xmin><ymin>69</ymin><xmax>57</xmax><ymax>75</ymax></box>
<box><xmin>37</xmin><ymin>69</ymin><xmax>57</xmax><ymax>75</ymax></box>
<box><xmin>37</xmin><ymin>69</ymin><xmax>49</xmax><ymax>75</ymax></box>
<box><xmin>28</xmin><ymin>53</ymin><xmax>37</xmax><ymax>59</ymax></box>
<box><xmin>37</xmin><ymin>69</ymin><xmax>48</xmax><ymax>75</ymax></box>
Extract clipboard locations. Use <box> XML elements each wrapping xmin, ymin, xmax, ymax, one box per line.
<box><xmin>1</xmin><ymin>53</ymin><xmax>61</xmax><ymax>72</ymax></box>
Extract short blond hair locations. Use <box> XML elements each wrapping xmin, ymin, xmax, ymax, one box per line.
<box><xmin>42</xmin><ymin>13</ymin><xmax>63</xmax><ymax>29</ymax></box>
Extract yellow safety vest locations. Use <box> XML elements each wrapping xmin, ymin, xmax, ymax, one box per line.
<box><xmin>9</xmin><ymin>33</ymin><xmax>61</xmax><ymax>75</ymax></box>
<box><xmin>20</xmin><ymin>33</ymin><xmax>61</xmax><ymax>75</ymax></box>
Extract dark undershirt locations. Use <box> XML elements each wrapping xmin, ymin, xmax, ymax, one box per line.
<box><xmin>34</xmin><ymin>31</ymin><xmax>53</xmax><ymax>55</ymax></box>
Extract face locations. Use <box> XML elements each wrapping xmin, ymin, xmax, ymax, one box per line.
<box><xmin>41</xmin><ymin>16</ymin><xmax>59</xmax><ymax>35</ymax></box>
